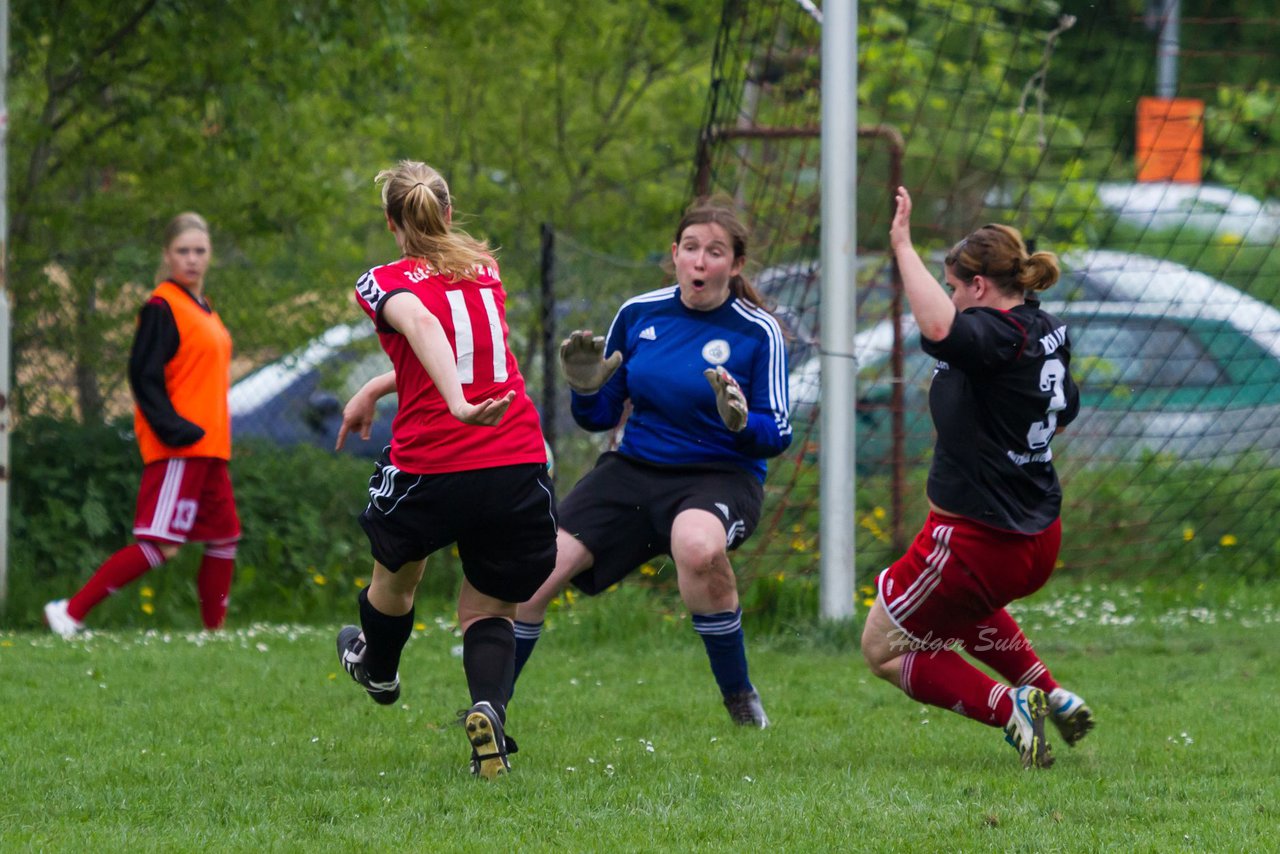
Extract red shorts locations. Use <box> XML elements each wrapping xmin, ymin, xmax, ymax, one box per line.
<box><xmin>877</xmin><ymin>511</ymin><xmax>1061</xmax><ymax>642</ymax></box>
<box><xmin>132</xmin><ymin>457</ymin><xmax>241</xmax><ymax>545</ymax></box>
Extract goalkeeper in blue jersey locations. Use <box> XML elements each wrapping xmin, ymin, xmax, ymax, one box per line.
<box><xmin>513</xmin><ymin>196</ymin><xmax>792</xmax><ymax>727</ymax></box>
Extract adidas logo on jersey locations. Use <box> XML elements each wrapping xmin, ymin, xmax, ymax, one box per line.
<box><xmin>639</xmin><ymin>326</ymin><xmax>657</xmax><ymax>341</ymax></box>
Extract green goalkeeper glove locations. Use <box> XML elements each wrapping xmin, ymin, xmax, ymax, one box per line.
<box><xmin>703</xmin><ymin>366</ymin><xmax>748</xmax><ymax>433</ymax></box>
<box><xmin>560</xmin><ymin>330</ymin><xmax>623</xmax><ymax>394</ymax></box>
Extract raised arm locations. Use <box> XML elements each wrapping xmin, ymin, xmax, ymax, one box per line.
<box><xmin>890</xmin><ymin>186</ymin><xmax>957</xmax><ymax>342</ymax></box>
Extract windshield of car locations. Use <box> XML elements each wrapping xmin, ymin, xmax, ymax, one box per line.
<box><xmin>859</xmin><ymin>314</ymin><xmax>1245</xmax><ymax>399</ymax></box>
<box><xmin>1072</xmin><ymin>317</ymin><xmax>1225</xmax><ymax>388</ymax></box>
<box><xmin>313</xmin><ymin>336</ymin><xmax>397</xmax><ymax>408</ymax></box>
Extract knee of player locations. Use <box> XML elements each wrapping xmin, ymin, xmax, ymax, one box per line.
<box><xmin>152</xmin><ymin>542</ymin><xmax>182</xmax><ymax>562</ymax></box>
<box><xmin>518</xmin><ymin>578</ymin><xmax>568</xmax><ymax>618</ymax></box>
<box><xmin>672</xmin><ymin>532</ymin><xmax>730</xmax><ymax>575</ymax></box>
<box><xmin>860</xmin><ymin>625</ymin><xmax>894</xmax><ymax>678</ymax></box>
<box><xmin>677</xmin><ymin>550</ymin><xmax>734</xmax><ymax>590</ymax></box>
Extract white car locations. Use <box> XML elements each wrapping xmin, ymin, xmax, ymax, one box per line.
<box><xmin>229</xmin><ymin>322</ymin><xmax>558</xmax><ymax>470</ymax></box>
<box><xmin>229</xmin><ymin>323</ymin><xmax>396</xmax><ymax>456</ymax></box>
<box><xmin>1096</xmin><ymin>182</ymin><xmax>1280</xmax><ymax>243</ymax></box>
<box><xmin>779</xmin><ymin>250</ymin><xmax>1280</xmax><ymax>467</ymax></box>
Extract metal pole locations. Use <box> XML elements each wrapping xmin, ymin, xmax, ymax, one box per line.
<box><xmin>539</xmin><ymin>223</ymin><xmax>557</xmax><ymax>480</ymax></box>
<box><xmin>0</xmin><ymin>0</ymin><xmax>10</xmax><ymax>613</ymax></box>
<box><xmin>819</xmin><ymin>0</ymin><xmax>856</xmax><ymax>620</ymax></box>
<box><xmin>1156</xmin><ymin>0</ymin><xmax>1179</xmax><ymax>99</ymax></box>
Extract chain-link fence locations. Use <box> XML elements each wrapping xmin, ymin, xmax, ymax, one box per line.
<box><xmin>11</xmin><ymin>0</ymin><xmax>1280</xmax><ymax>613</ymax></box>
<box><xmin>697</xmin><ymin>0</ymin><xmax>1280</xmax><ymax>584</ymax></box>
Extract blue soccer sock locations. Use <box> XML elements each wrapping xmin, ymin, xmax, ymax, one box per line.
<box><xmin>692</xmin><ymin>607</ymin><xmax>753</xmax><ymax>697</ymax></box>
<box><xmin>512</xmin><ymin>619</ymin><xmax>544</xmax><ymax>684</ymax></box>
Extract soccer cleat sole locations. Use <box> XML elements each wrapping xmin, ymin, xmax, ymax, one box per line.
<box><xmin>1053</xmin><ymin>705</ymin><xmax>1096</xmax><ymax>747</ymax></box>
<box><xmin>466</xmin><ymin>710</ymin><xmax>508</xmax><ymax>780</ymax></box>
<box><xmin>1020</xmin><ymin>688</ymin><xmax>1055</xmax><ymax>769</ymax></box>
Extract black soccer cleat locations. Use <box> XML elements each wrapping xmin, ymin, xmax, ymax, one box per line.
<box><xmin>723</xmin><ymin>689</ymin><xmax>770</xmax><ymax>729</ymax></box>
<box><xmin>336</xmin><ymin>625</ymin><xmax>401</xmax><ymax>706</ymax></box>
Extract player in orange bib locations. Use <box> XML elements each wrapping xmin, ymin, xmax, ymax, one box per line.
<box><xmin>44</xmin><ymin>212</ymin><xmax>241</xmax><ymax>637</ymax></box>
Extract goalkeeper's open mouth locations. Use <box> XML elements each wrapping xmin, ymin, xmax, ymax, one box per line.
<box><xmin>691</xmin><ymin>277</ymin><xmax>707</xmax><ymax>289</ymax></box>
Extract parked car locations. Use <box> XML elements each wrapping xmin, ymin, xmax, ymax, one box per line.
<box><xmin>230</xmin><ymin>322</ymin><xmax>559</xmax><ymax>469</ymax></box>
<box><xmin>769</xmin><ymin>250</ymin><xmax>1280</xmax><ymax>468</ymax></box>
<box><xmin>230</xmin><ymin>322</ymin><xmax>396</xmax><ymax>457</ymax></box>
<box><xmin>1096</xmin><ymin>182</ymin><xmax>1280</xmax><ymax>244</ymax></box>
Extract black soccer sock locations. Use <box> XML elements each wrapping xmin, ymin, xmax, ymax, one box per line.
<box><xmin>512</xmin><ymin>619</ymin><xmax>544</xmax><ymax>685</ymax></box>
<box><xmin>463</xmin><ymin>617</ymin><xmax>516</xmax><ymax>721</ymax></box>
<box><xmin>358</xmin><ymin>587</ymin><xmax>414</xmax><ymax>684</ymax></box>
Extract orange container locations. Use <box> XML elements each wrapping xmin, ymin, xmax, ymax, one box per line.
<box><xmin>1136</xmin><ymin>96</ymin><xmax>1204</xmax><ymax>183</ymax></box>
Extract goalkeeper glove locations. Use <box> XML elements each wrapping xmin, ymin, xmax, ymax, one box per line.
<box><xmin>560</xmin><ymin>330</ymin><xmax>623</xmax><ymax>394</ymax></box>
<box><xmin>703</xmin><ymin>366</ymin><xmax>748</xmax><ymax>433</ymax></box>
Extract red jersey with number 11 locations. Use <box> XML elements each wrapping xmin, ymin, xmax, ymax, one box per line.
<box><xmin>354</xmin><ymin>257</ymin><xmax>547</xmax><ymax>474</ymax></box>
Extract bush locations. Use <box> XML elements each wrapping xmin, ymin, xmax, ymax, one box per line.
<box><xmin>3</xmin><ymin>419</ymin><xmax>466</xmax><ymax>629</ymax></box>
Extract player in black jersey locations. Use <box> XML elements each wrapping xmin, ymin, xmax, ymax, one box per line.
<box><xmin>861</xmin><ymin>187</ymin><xmax>1095</xmax><ymax>769</ymax></box>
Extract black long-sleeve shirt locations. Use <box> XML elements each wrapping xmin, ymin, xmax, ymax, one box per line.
<box><xmin>127</xmin><ymin>294</ymin><xmax>206</xmax><ymax>447</ymax></box>
<box><xmin>921</xmin><ymin>299</ymin><xmax>1080</xmax><ymax>534</ymax></box>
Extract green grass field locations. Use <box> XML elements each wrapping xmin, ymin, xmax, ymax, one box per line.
<box><xmin>2</xmin><ymin>577</ymin><xmax>1276</xmax><ymax>852</ymax></box>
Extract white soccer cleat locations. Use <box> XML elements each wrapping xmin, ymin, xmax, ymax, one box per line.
<box><xmin>1003</xmin><ymin>685</ymin><xmax>1054</xmax><ymax>769</ymax></box>
<box><xmin>44</xmin><ymin>599</ymin><xmax>85</xmax><ymax>639</ymax></box>
<box><xmin>1048</xmin><ymin>687</ymin><xmax>1096</xmax><ymax>747</ymax></box>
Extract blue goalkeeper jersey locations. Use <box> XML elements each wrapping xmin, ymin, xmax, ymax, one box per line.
<box><xmin>570</xmin><ymin>285</ymin><xmax>792</xmax><ymax>482</ymax></box>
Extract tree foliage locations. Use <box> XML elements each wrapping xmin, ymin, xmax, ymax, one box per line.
<box><xmin>11</xmin><ymin>0</ymin><xmax>1278</xmax><ymax>425</ymax></box>
<box><xmin>9</xmin><ymin>0</ymin><xmax>718</xmax><ymax>422</ymax></box>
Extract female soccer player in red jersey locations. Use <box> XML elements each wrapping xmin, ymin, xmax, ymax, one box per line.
<box><xmin>861</xmin><ymin>187</ymin><xmax>1095</xmax><ymax>769</ymax></box>
<box><xmin>45</xmin><ymin>212</ymin><xmax>241</xmax><ymax>636</ymax></box>
<box><xmin>334</xmin><ymin>160</ymin><xmax>556</xmax><ymax>779</ymax></box>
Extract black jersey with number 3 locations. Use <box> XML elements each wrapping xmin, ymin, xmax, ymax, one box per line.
<box><xmin>921</xmin><ymin>299</ymin><xmax>1080</xmax><ymax>534</ymax></box>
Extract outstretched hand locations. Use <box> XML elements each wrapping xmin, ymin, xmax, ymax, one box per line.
<box><xmin>450</xmin><ymin>391</ymin><xmax>516</xmax><ymax>426</ymax></box>
<box><xmin>560</xmin><ymin>329</ymin><xmax>623</xmax><ymax>394</ymax></box>
<box><xmin>889</xmin><ymin>185</ymin><xmax>914</xmax><ymax>253</ymax></box>
<box><xmin>336</xmin><ymin>392</ymin><xmax>377</xmax><ymax>451</ymax></box>
<box><xmin>703</xmin><ymin>366</ymin><xmax>748</xmax><ymax>433</ymax></box>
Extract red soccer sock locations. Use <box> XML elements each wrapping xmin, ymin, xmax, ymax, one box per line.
<box><xmin>67</xmin><ymin>542</ymin><xmax>166</xmax><ymax>621</ymax></box>
<box><xmin>899</xmin><ymin>649</ymin><xmax>1012</xmax><ymax>727</ymax></box>
<box><xmin>956</xmin><ymin>608</ymin><xmax>1060</xmax><ymax>694</ymax></box>
<box><xmin>197</xmin><ymin>542</ymin><xmax>237</xmax><ymax>630</ymax></box>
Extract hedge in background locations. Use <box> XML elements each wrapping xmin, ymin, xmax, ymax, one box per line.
<box><xmin>4</xmin><ymin>418</ymin><xmax>465</xmax><ymax>629</ymax></box>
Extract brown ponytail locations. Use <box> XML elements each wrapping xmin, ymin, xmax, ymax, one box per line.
<box><xmin>945</xmin><ymin>222</ymin><xmax>1059</xmax><ymax>296</ymax></box>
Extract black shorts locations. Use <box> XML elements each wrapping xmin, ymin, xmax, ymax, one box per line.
<box><xmin>559</xmin><ymin>452</ymin><xmax>764</xmax><ymax>595</ymax></box>
<box><xmin>358</xmin><ymin>456</ymin><xmax>558</xmax><ymax>603</ymax></box>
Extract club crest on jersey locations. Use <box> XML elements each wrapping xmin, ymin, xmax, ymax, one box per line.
<box><xmin>702</xmin><ymin>339</ymin><xmax>731</xmax><ymax>365</ymax></box>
